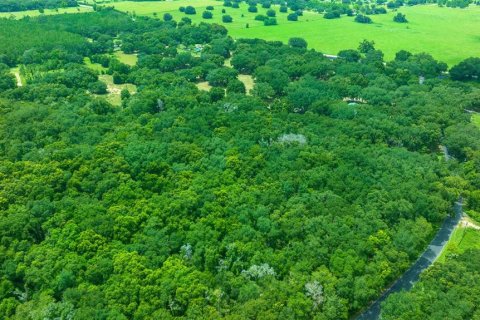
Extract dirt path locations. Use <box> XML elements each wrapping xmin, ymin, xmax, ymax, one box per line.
<box><xmin>460</xmin><ymin>216</ymin><xmax>480</xmax><ymax>230</ymax></box>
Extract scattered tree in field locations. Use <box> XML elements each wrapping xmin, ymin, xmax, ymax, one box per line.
<box><xmin>324</xmin><ymin>11</ymin><xmax>340</xmax><ymax>19</ymax></box>
<box><xmin>287</xmin><ymin>13</ymin><xmax>298</xmax><ymax>21</ymax></box>
<box><xmin>288</xmin><ymin>37</ymin><xmax>308</xmax><ymax>49</ymax></box>
<box><xmin>206</xmin><ymin>5</ymin><xmax>214</xmax><ymax>10</ymax></box>
<box><xmin>184</xmin><ymin>6</ymin><xmax>196</xmax><ymax>14</ymax></box>
<box><xmin>202</xmin><ymin>11</ymin><xmax>213</xmax><ymax>19</ymax></box>
<box><xmin>222</xmin><ymin>14</ymin><xmax>233</xmax><ymax>23</ymax></box>
<box><xmin>266</xmin><ymin>9</ymin><xmax>276</xmax><ymax>17</ymax></box>
<box><xmin>163</xmin><ymin>13</ymin><xmax>173</xmax><ymax>21</ymax></box>
<box><xmin>248</xmin><ymin>5</ymin><xmax>258</xmax><ymax>12</ymax></box>
<box><xmin>263</xmin><ymin>17</ymin><xmax>277</xmax><ymax>25</ymax></box>
<box><xmin>262</xmin><ymin>1</ymin><xmax>271</xmax><ymax>8</ymax></box>
<box><xmin>358</xmin><ymin>39</ymin><xmax>375</xmax><ymax>53</ymax></box>
<box><xmin>255</xmin><ymin>14</ymin><xmax>267</xmax><ymax>21</ymax></box>
<box><xmin>179</xmin><ymin>6</ymin><xmax>185</xmax><ymax>12</ymax></box>
<box><xmin>280</xmin><ymin>5</ymin><xmax>288</xmax><ymax>12</ymax></box>
<box><xmin>355</xmin><ymin>14</ymin><xmax>372</xmax><ymax>23</ymax></box>
<box><xmin>393</xmin><ymin>13</ymin><xmax>408</xmax><ymax>23</ymax></box>
<box><xmin>223</xmin><ymin>0</ymin><xmax>232</xmax><ymax>7</ymax></box>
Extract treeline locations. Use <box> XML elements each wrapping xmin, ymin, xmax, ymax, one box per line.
<box><xmin>0</xmin><ymin>9</ymin><xmax>479</xmax><ymax>319</ymax></box>
<box><xmin>0</xmin><ymin>0</ymin><xmax>77</xmax><ymax>12</ymax></box>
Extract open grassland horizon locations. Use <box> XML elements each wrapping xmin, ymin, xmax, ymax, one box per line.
<box><xmin>111</xmin><ymin>0</ymin><xmax>480</xmax><ymax>66</ymax></box>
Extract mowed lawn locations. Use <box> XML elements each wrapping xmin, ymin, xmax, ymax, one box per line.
<box><xmin>112</xmin><ymin>1</ymin><xmax>480</xmax><ymax>66</ymax></box>
<box><xmin>0</xmin><ymin>6</ymin><xmax>92</xmax><ymax>18</ymax></box>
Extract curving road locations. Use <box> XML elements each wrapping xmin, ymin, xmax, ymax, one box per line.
<box><xmin>356</xmin><ymin>200</ymin><xmax>463</xmax><ymax>320</ymax></box>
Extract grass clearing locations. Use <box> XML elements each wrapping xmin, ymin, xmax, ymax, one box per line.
<box><xmin>196</xmin><ymin>81</ymin><xmax>212</xmax><ymax>91</ymax></box>
<box><xmin>437</xmin><ymin>217</ymin><xmax>480</xmax><ymax>263</ymax></box>
<box><xmin>112</xmin><ymin>1</ymin><xmax>480</xmax><ymax>65</ymax></box>
<box><xmin>471</xmin><ymin>113</ymin><xmax>480</xmax><ymax>128</ymax></box>
<box><xmin>99</xmin><ymin>74</ymin><xmax>137</xmax><ymax>106</ymax></box>
<box><xmin>0</xmin><ymin>6</ymin><xmax>92</xmax><ymax>19</ymax></box>
<box><xmin>238</xmin><ymin>74</ymin><xmax>254</xmax><ymax>93</ymax></box>
<box><xmin>114</xmin><ymin>51</ymin><xmax>138</xmax><ymax>66</ymax></box>
<box><xmin>84</xmin><ymin>57</ymin><xmax>107</xmax><ymax>73</ymax></box>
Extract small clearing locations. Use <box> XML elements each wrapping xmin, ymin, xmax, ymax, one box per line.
<box><xmin>196</xmin><ymin>81</ymin><xmax>212</xmax><ymax>92</ymax></box>
<box><xmin>238</xmin><ymin>74</ymin><xmax>254</xmax><ymax>94</ymax></box>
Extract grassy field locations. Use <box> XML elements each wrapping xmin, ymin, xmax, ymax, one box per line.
<box><xmin>471</xmin><ymin>113</ymin><xmax>480</xmax><ymax>128</ymax></box>
<box><xmin>99</xmin><ymin>74</ymin><xmax>137</xmax><ymax>106</ymax></box>
<box><xmin>111</xmin><ymin>1</ymin><xmax>480</xmax><ymax>66</ymax></box>
<box><xmin>437</xmin><ymin>217</ymin><xmax>480</xmax><ymax>263</ymax></box>
<box><xmin>0</xmin><ymin>6</ymin><xmax>92</xmax><ymax>19</ymax></box>
<box><xmin>114</xmin><ymin>51</ymin><xmax>138</xmax><ymax>66</ymax></box>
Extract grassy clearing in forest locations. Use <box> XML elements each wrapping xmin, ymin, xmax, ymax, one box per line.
<box><xmin>99</xmin><ymin>74</ymin><xmax>137</xmax><ymax>106</ymax></box>
<box><xmin>114</xmin><ymin>51</ymin><xmax>138</xmax><ymax>66</ymax></box>
<box><xmin>437</xmin><ymin>218</ymin><xmax>480</xmax><ymax>263</ymax></box>
<box><xmin>471</xmin><ymin>113</ymin><xmax>480</xmax><ymax>128</ymax></box>
<box><xmin>0</xmin><ymin>6</ymin><xmax>92</xmax><ymax>18</ymax></box>
<box><xmin>111</xmin><ymin>1</ymin><xmax>480</xmax><ymax>66</ymax></box>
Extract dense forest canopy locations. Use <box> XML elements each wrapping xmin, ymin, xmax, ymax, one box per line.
<box><xmin>0</xmin><ymin>8</ymin><xmax>480</xmax><ymax>319</ymax></box>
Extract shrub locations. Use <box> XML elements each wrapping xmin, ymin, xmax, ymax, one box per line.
<box><xmin>224</xmin><ymin>1</ymin><xmax>232</xmax><ymax>7</ymax></box>
<box><xmin>202</xmin><ymin>11</ymin><xmax>213</xmax><ymax>19</ymax></box>
<box><xmin>266</xmin><ymin>9</ymin><xmax>276</xmax><ymax>17</ymax></box>
<box><xmin>355</xmin><ymin>14</ymin><xmax>372</xmax><ymax>23</ymax></box>
<box><xmin>222</xmin><ymin>14</ymin><xmax>233</xmax><ymax>22</ymax></box>
<box><xmin>255</xmin><ymin>14</ymin><xmax>267</xmax><ymax>21</ymax></box>
<box><xmin>393</xmin><ymin>12</ymin><xmax>408</xmax><ymax>23</ymax></box>
<box><xmin>280</xmin><ymin>5</ymin><xmax>288</xmax><ymax>12</ymax></box>
<box><xmin>232</xmin><ymin>2</ymin><xmax>239</xmax><ymax>8</ymax></box>
<box><xmin>324</xmin><ymin>11</ymin><xmax>340</xmax><ymax>19</ymax></box>
<box><xmin>288</xmin><ymin>37</ymin><xmax>307</xmax><ymax>48</ymax></box>
<box><xmin>287</xmin><ymin>13</ymin><xmax>298</xmax><ymax>21</ymax></box>
<box><xmin>206</xmin><ymin>5</ymin><xmax>214</xmax><ymax>10</ymax></box>
<box><xmin>248</xmin><ymin>5</ymin><xmax>258</xmax><ymax>12</ymax></box>
<box><xmin>163</xmin><ymin>13</ymin><xmax>173</xmax><ymax>21</ymax></box>
<box><xmin>179</xmin><ymin>6</ymin><xmax>185</xmax><ymax>12</ymax></box>
<box><xmin>263</xmin><ymin>17</ymin><xmax>277</xmax><ymax>25</ymax></box>
<box><xmin>262</xmin><ymin>1</ymin><xmax>271</xmax><ymax>8</ymax></box>
<box><xmin>184</xmin><ymin>6</ymin><xmax>196</xmax><ymax>14</ymax></box>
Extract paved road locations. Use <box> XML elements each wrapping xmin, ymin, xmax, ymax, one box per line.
<box><xmin>356</xmin><ymin>200</ymin><xmax>463</xmax><ymax>320</ymax></box>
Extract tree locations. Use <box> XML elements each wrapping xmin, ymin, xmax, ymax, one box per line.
<box><xmin>222</xmin><ymin>15</ymin><xmax>233</xmax><ymax>23</ymax></box>
<box><xmin>227</xmin><ymin>79</ymin><xmax>246</xmax><ymax>94</ymax></box>
<box><xmin>287</xmin><ymin>13</ymin><xmax>298</xmax><ymax>21</ymax></box>
<box><xmin>393</xmin><ymin>13</ymin><xmax>408</xmax><ymax>23</ymax></box>
<box><xmin>355</xmin><ymin>14</ymin><xmax>372</xmax><ymax>23</ymax></box>
<box><xmin>248</xmin><ymin>5</ymin><xmax>258</xmax><ymax>12</ymax></box>
<box><xmin>358</xmin><ymin>40</ymin><xmax>375</xmax><ymax>53</ymax></box>
<box><xmin>288</xmin><ymin>37</ymin><xmax>307</xmax><ymax>49</ymax></box>
<box><xmin>184</xmin><ymin>6</ymin><xmax>196</xmax><ymax>14</ymax></box>
<box><xmin>263</xmin><ymin>17</ymin><xmax>277</xmax><ymax>25</ymax></box>
<box><xmin>202</xmin><ymin>11</ymin><xmax>213</xmax><ymax>19</ymax></box>
<box><xmin>280</xmin><ymin>5</ymin><xmax>288</xmax><ymax>12</ymax></box>
<box><xmin>163</xmin><ymin>13</ymin><xmax>173</xmax><ymax>21</ymax></box>
<box><xmin>266</xmin><ymin>9</ymin><xmax>276</xmax><ymax>17</ymax></box>
<box><xmin>206</xmin><ymin>67</ymin><xmax>238</xmax><ymax>86</ymax></box>
<box><xmin>450</xmin><ymin>57</ymin><xmax>480</xmax><ymax>81</ymax></box>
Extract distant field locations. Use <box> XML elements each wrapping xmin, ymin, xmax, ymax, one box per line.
<box><xmin>0</xmin><ymin>6</ymin><xmax>92</xmax><ymax>18</ymax></box>
<box><xmin>111</xmin><ymin>1</ymin><xmax>480</xmax><ymax>66</ymax></box>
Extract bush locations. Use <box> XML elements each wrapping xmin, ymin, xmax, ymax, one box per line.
<box><xmin>393</xmin><ymin>13</ymin><xmax>408</xmax><ymax>23</ymax></box>
<box><xmin>287</xmin><ymin>13</ymin><xmax>298</xmax><ymax>21</ymax></box>
<box><xmin>280</xmin><ymin>5</ymin><xmax>288</xmax><ymax>12</ymax></box>
<box><xmin>232</xmin><ymin>2</ymin><xmax>239</xmax><ymax>8</ymax></box>
<box><xmin>248</xmin><ymin>5</ymin><xmax>258</xmax><ymax>12</ymax></box>
<box><xmin>202</xmin><ymin>11</ymin><xmax>213</xmax><ymax>19</ymax></box>
<box><xmin>206</xmin><ymin>5</ymin><xmax>214</xmax><ymax>10</ymax></box>
<box><xmin>185</xmin><ymin>6</ymin><xmax>196</xmax><ymax>14</ymax></box>
<box><xmin>355</xmin><ymin>14</ymin><xmax>372</xmax><ymax>23</ymax></box>
<box><xmin>263</xmin><ymin>17</ymin><xmax>277</xmax><ymax>25</ymax></box>
<box><xmin>222</xmin><ymin>14</ymin><xmax>233</xmax><ymax>23</ymax></box>
<box><xmin>266</xmin><ymin>9</ymin><xmax>276</xmax><ymax>17</ymax></box>
<box><xmin>223</xmin><ymin>1</ymin><xmax>232</xmax><ymax>7</ymax></box>
<box><xmin>324</xmin><ymin>11</ymin><xmax>340</xmax><ymax>19</ymax></box>
<box><xmin>288</xmin><ymin>37</ymin><xmax>307</xmax><ymax>49</ymax></box>
<box><xmin>262</xmin><ymin>1</ymin><xmax>271</xmax><ymax>8</ymax></box>
<box><xmin>255</xmin><ymin>14</ymin><xmax>267</xmax><ymax>21</ymax></box>
<box><xmin>163</xmin><ymin>13</ymin><xmax>173</xmax><ymax>21</ymax></box>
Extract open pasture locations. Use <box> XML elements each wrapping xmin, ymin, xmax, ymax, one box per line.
<box><xmin>112</xmin><ymin>1</ymin><xmax>480</xmax><ymax>65</ymax></box>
